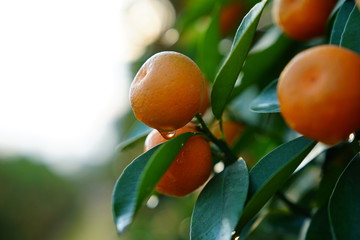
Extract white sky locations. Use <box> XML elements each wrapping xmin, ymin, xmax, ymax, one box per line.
<box><xmin>0</xmin><ymin>0</ymin><xmax>131</xmax><ymax>173</ymax></box>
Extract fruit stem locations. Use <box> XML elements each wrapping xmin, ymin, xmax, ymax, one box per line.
<box><xmin>195</xmin><ymin>114</ymin><xmax>237</xmax><ymax>166</ymax></box>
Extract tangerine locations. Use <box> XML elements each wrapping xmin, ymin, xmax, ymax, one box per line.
<box><xmin>144</xmin><ymin>123</ymin><xmax>212</xmax><ymax>197</ymax></box>
<box><xmin>277</xmin><ymin>45</ymin><xmax>360</xmax><ymax>145</ymax></box>
<box><xmin>130</xmin><ymin>51</ymin><xmax>207</xmax><ymax>133</ymax></box>
<box><xmin>272</xmin><ymin>0</ymin><xmax>337</xmax><ymax>40</ymax></box>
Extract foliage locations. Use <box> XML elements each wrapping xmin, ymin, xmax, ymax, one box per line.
<box><xmin>113</xmin><ymin>0</ymin><xmax>360</xmax><ymax>239</ymax></box>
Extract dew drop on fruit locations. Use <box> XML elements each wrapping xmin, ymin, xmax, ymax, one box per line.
<box><xmin>348</xmin><ymin>133</ymin><xmax>355</xmax><ymax>143</ymax></box>
<box><xmin>146</xmin><ymin>195</ymin><xmax>159</xmax><ymax>209</ymax></box>
<box><xmin>160</xmin><ymin>130</ymin><xmax>176</xmax><ymax>139</ymax></box>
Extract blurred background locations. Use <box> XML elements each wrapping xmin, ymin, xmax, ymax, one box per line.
<box><xmin>0</xmin><ymin>0</ymin><xmax>214</xmax><ymax>239</ymax></box>
<box><xmin>0</xmin><ymin>0</ymin><xmax>292</xmax><ymax>239</ymax></box>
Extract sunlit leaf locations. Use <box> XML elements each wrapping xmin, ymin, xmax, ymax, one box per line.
<box><xmin>236</xmin><ymin>137</ymin><xmax>316</xmax><ymax>231</ymax></box>
<box><xmin>211</xmin><ymin>0</ymin><xmax>268</xmax><ymax>119</ymax></box>
<box><xmin>329</xmin><ymin>154</ymin><xmax>360</xmax><ymax>240</ymax></box>
<box><xmin>191</xmin><ymin>160</ymin><xmax>248</xmax><ymax>240</ymax></box>
<box><xmin>250</xmin><ymin>79</ymin><xmax>279</xmax><ymax>113</ymax></box>
<box><xmin>112</xmin><ymin>132</ymin><xmax>195</xmax><ymax>233</ymax></box>
<box><xmin>197</xmin><ymin>5</ymin><xmax>222</xmax><ymax>82</ymax></box>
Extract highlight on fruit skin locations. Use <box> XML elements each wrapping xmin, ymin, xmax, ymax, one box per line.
<box><xmin>129</xmin><ymin>51</ymin><xmax>207</xmax><ymax>133</ymax></box>
<box><xmin>277</xmin><ymin>45</ymin><xmax>360</xmax><ymax>145</ymax></box>
<box><xmin>144</xmin><ymin>123</ymin><xmax>213</xmax><ymax>197</ymax></box>
<box><xmin>272</xmin><ymin>0</ymin><xmax>337</xmax><ymax>40</ymax></box>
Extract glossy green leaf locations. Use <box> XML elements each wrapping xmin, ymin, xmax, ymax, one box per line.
<box><xmin>191</xmin><ymin>160</ymin><xmax>249</xmax><ymax>240</ymax></box>
<box><xmin>329</xmin><ymin>0</ymin><xmax>347</xmax><ymax>20</ymax></box>
<box><xmin>329</xmin><ymin>154</ymin><xmax>360</xmax><ymax>240</ymax></box>
<box><xmin>211</xmin><ymin>0</ymin><xmax>268</xmax><ymax>119</ymax></box>
<box><xmin>197</xmin><ymin>5</ymin><xmax>222</xmax><ymax>82</ymax></box>
<box><xmin>236</xmin><ymin>137</ymin><xmax>316</xmax><ymax>230</ymax></box>
<box><xmin>112</xmin><ymin>132</ymin><xmax>195</xmax><ymax>233</ymax></box>
<box><xmin>250</xmin><ymin>79</ymin><xmax>279</xmax><ymax>113</ymax></box>
<box><xmin>305</xmin><ymin>206</ymin><xmax>333</xmax><ymax>240</ymax></box>
<box><xmin>330</xmin><ymin>1</ymin><xmax>360</xmax><ymax>53</ymax></box>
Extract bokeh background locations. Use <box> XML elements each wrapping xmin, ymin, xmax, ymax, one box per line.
<box><xmin>1</xmin><ymin>0</ymin><xmax>298</xmax><ymax>239</ymax></box>
<box><xmin>0</xmin><ymin>0</ymin><xmax>218</xmax><ymax>239</ymax></box>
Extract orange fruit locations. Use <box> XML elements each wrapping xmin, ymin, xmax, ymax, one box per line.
<box><xmin>277</xmin><ymin>45</ymin><xmax>360</xmax><ymax>145</ymax></box>
<box><xmin>130</xmin><ymin>51</ymin><xmax>207</xmax><ymax>133</ymax></box>
<box><xmin>272</xmin><ymin>0</ymin><xmax>337</xmax><ymax>40</ymax></box>
<box><xmin>357</xmin><ymin>0</ymin><xmax>360</xmax><ymax>9</ymax></box>
<box><xmin>144</xmin><ymin>123</ymin><xmax>212</xmax><ymax>197</ymax></box>
<box><xmin>211</xmin><ymin>120</ymin><xmax>244</xmax><ymax>146</ymax></box>
<box><xmin>199</xmin><ymin>82</ymin><xmax>210</xmax><ymax>115</ymax></box>
<box><xmin>220</xmin><ymin>1</ymin><xmax>245</xmax><ymax>36</ymax></box>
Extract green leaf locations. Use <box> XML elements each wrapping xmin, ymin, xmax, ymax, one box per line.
<box><xmin>305</xmin><ymin>206</ymin><xmax>333</xmax><ymax>240</ymax></box>
<box><xmin>330</xmin><ymin>1</ymin><xmax>360</xmax><ymax>53</ymax></box>
<box><xmin>329</xmin><ymin>153</ymin><xmax>360</xmax><ymax>240</ymax></box>
<box><xmin>236</xmin><ymin>137</ymin><xmax>316</xmax><ymax>230</ymax></box>
<box><xmin>191</xmin><ymin>160</ymin><xmax>249</xmax><ymax>240</ymax></box>
<box><xmin>211</xmin><ymin>0</ymin><xmax>268</xmax><ymax>119</ymax></box>
<box><xmin>116</xmin><ymin>131</ymin><xmax>149</xmax><ymax>152</ymax></box>
<box><xmin>197</xmin><ymin>5</ymin><xmax>222</xmax><ymax>82</ymax></box>
<box><xmin>250</xmin><ymin>79</ymin><xmax>279</xmax><ymax>113</ymax></box>
<box><xmin>112</xmin><ymin>132</ymin><xmax>195</xmax><ymax>233</ymax></box>
<box><xmin>315</xmin><ymin>143</ymin><xmax>357</xmax><ymax>207</ymax></box>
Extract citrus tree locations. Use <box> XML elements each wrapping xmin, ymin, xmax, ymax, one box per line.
<box><xmin>112</xmin><ymin>0</ymin><xmax>360</xmax><ymax>239</ymax></box>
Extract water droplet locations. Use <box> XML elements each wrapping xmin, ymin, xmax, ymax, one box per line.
<box><xmin>348</xmin><ymin>133</ymin><xmax>355</xmax><ymax>143</ymax></box>
<box><xmin>160</xmin><ymin>130</ymin><xmax>176</xmax><ymax>139</ymax></box>
<box><xmin>146</xmin><ymin>195</ymin><xmax>159</xmax><ymax>209</ymax></box>
<box><xmin>214</xmin><ymin>162</ymin><xmax>225</xmax><ymax>173</ymax></box>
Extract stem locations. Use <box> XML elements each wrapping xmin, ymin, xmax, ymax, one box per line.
<box><xmin>195</xmin><ymin>114</ymin><xmax>237</xmax><ymax>166</ymax></box>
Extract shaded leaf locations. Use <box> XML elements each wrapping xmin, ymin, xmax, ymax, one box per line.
<box><xmin>305</xmin><ymin>206</ymin><xmax>333</xmax><ymax>240</ymax></box>
<box><xmin>315</xmin><ymin>143</ymin><xmax>357</xmax><ymax>207</ymax></box>
<box><xmin>246</xmin><ymin>210</ymin><xmax>306</xmax><ymax>240</ymax></box>
<box><xmin>329</xmin><ymin>154</ymin><xmax>360</xmax><ymax>240</ymax></box>
<box><xmin>211</xmin><ymin>0</ymin><xmax>268</xmax><ymax>119</ymax></box>
<box><xmin>330</xmin><ymin>1</ymin><xmax>360</xmax><ymax>53</ymax></box>
<box><xmin>191</xmin><ymin>160</ymin><xmax>249</xmax><ymax>240</ymax></box>
<box><xmin>250</xmin><ymin>79</ymin><xmax>279</xmax><ymax>113</ymax></box>
<box><xmin>236</xmin><ymin>137</ymin><xmax>316</xmax><ymax>230</ymax></box>
<box><xmin>112</xmin><ymin>132</ymin><xmax>195</xmax><ymax>233</ymax></box>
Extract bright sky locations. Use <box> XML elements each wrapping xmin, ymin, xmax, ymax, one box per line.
<box><xmin>0</xmin><ymin>0</ymin><xmax>131</xmax><ymax>173</ymax></box>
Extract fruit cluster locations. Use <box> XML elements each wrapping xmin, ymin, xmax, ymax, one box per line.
<box><xmin>128</xmin><ymin>0</ymin><xmax>360</xmax><ymax>199</ymax></box>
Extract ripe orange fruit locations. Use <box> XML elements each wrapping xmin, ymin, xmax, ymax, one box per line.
<box><xmin>130</xmin><ymin>51</ymin><xmax>207</xmax><ymax>134</ymax></box>
<box><xmin>277</xmin><ymin>45</ymin><xmax>360</xmax><ymax>145</ymax></box>
<box><xmin>272</xmin><ymin>0</ymin><xmax>337</xmax><ymax>40</ymax></box>
<box><xmin>211</xmin><ymin>120</ymin><xmax>244</xmax><ymax>146</ymax></box>
<box><xmin>199</xmin><ymin>82</ymin><xmax>210</xmax><ymax>115</ymax></box>
<box><xmin>357</xmin><ymin>0</ymin><xmax>360</xmax><ymax>9</ymax></box>
<box><xmin>144</xmin><ymin>123</ymin><xmax>212</xmax><ymax>197</ymax></box>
